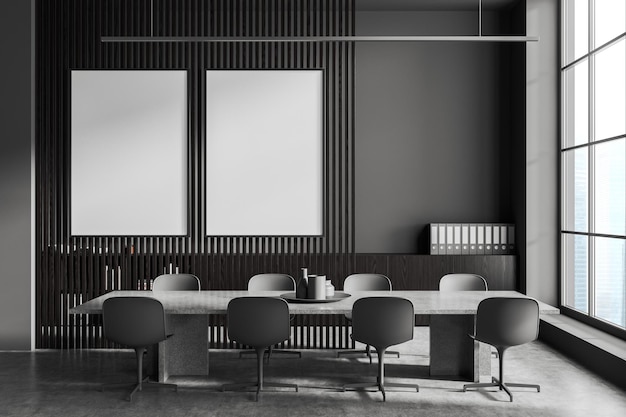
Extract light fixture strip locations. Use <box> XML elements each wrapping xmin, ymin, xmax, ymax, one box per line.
<box><xmin>101</xmin><ymin>35</ymin><xmax>539</xmax><ymax>43</ymax></box>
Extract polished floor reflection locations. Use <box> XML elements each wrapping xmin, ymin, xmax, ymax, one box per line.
<box><xmin>1</xmin><ymin>328</ymin><xmax>625</xmax><ymax>417</ymax></box>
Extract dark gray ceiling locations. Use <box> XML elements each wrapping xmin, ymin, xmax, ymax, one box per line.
<box><xmin>356</xmin><ymin>0</ymin><xmax>520</xmax><ymax>11</ymax></box>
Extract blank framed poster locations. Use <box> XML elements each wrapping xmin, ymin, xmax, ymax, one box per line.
<box><xmin>205</xmin><ymin>70</ymin><xmax>323</xmax><ymax>236</ymax></box>
<box><xmin>71</xmin><ymin>70</ymin><xmax>187</xmax><ymax>236</ymax></box>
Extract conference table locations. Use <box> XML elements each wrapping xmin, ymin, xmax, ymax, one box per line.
<box><xmin>70</xmin><ymin>290</ymin><xmax>559</xmax><ymax>383</ymax></box>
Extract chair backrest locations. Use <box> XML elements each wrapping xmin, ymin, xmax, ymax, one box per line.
<box><xmin>343</xmin><ymin>274</ymin><xmax>392</xmax><ymax>291</ymax></box>
<box><xmin>103</xmin><ymin>297</ymin><xmax>167</xmax><ymax>348</ymax></box>
<box><xmin>351</xmin><ymin>297</ymin><xmax>414</xmax><ymax>350</ymax></box>
<box><xmin>152</xmin><ymin>273</ymin><xmax>201</xmax><ymax>291</ymax></box>
<box><xmin>227</xmin><ymin>297</ymin><xmax>290</xmax><ymax>348</ymax></box>
<box><xmin>474</xmin><ymin>297</ymin><xmax>540</xmax><ymax>348</ymax></box>
<box><xmin>247</xmin><ymin>273</ymin><xmax>296</xmax><ymax>291</ymax></box>
<box><xmin>439</xmin><ymin>273</ymin><xmax>488</xmax><ymax>291</ymax></box>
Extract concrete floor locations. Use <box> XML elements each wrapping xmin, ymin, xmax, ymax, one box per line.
<box><xmin>1</xmin><ymin>328</ymin><xmax>625</xmax><ymax>417</ymax></box>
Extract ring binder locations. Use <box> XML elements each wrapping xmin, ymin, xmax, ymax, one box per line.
<box><xmin>428</xmin><ymin>223</ymin><xmax>515</xmax><ymax>256</ymax></box>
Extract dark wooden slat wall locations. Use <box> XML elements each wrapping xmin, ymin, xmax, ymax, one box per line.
<box><xmin>36</xmin><ymin>0</ymin><xmax>357</xmax><ymax>349</ymax></box>
<box><xmin>35</xmin><ymin>0</ymin><xmax>517</xmax><ymax>349</ymax></box>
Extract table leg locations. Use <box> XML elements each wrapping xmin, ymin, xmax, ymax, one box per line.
<box><xmin>158</xmin><ymin>314</ymin><xmax>209</xmax><ymax>382</ymax></box>
<box><xmin>429</xmin><ymin>315</ymin><xmax>491</xmax><ymax>382</ymax></box>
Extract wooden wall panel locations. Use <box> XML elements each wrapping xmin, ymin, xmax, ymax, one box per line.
<box><xmin>36</xmin><ymin>0</ymin><xmax>356</xmax><ymax>349</ymax></box>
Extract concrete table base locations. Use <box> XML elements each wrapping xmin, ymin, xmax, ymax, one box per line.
<box><xmin>429</xmin><ymin>315</ymin><xmax>491</xmax><ymax>382</ymax></box>
<box><xmin>158</xmin><ymin>314</ymin><xmax>209</xmax><ymax>382</ymax></box>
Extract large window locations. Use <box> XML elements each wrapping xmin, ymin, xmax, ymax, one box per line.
<box><xmin>562</xmin><ymin>0</ymin><xmax>626</xmax><ymax>330</ymax></box>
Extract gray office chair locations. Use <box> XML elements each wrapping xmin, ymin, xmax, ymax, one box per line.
<box><xmin>439</xmin><ymin>273</ymin><xmax>488</xmax><ymax>291</ymax></box>
<box><xmin>343</xmin><ymin>297</ymin><xmax>419</xmax><ymax>402</ymax></box>
<box><xmin>102</xmin><ymin>297</ymin><xmax>177</xmax><ymax>401</ymax></box>
<box><xmin>222</xmin><ymin>297</ymin><xmax>298</xmax><ymax>401</ymax></box>
<box><xmin>439</xmin><ymin>273</ymin><xmax>498</xmax><ymax>358</ymax></box>
<box><xmin>152</xmin><ymin>273</ymin><xmax>201</xmax><ymax>291</ymax></box>
<box><xmin>337</xmin><ymin>274</ymin><xmax>400</xmax><ymax>362</ymax></box>
<box><xmin>240</xmin><ymin>274</ymin><xmax>301</xmax><ymax>361</ymax></box>
<box><xmin>247</xmin><ymin>273</ymin><xmax>296</xmax><ymax>292</ymax></box>
<box><xmin>463</xmin><ymin>297</ymin><xmax>541</xmax><ymax>402</ymax></box>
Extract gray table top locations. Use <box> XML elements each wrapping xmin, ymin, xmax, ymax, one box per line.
<box><xmin>69</xmin><ymin>290</ymin><xmax>559</xmax><ymax>315</ymax></box>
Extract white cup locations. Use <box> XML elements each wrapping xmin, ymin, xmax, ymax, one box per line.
<box><xmin>307</xmin><ymin>275</ymin><xmax>327</xmax><ymax>300</ymax></box>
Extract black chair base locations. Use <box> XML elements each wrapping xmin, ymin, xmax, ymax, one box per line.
<box><xmin>222</xmin><ymin>381</ymin><xmax>298</xmax><ymax>402</ymax></box>
<box><xmin>343</xmin><ymin>347</ymin><xmax>418</xmax><ymax>402</ymax></box>
<box><xmin>239</xmin><ymin>348</ymin><xmax>301</xmax><ymax>362</ymax></box>
<box><xmin>227</xmin><ymin>344</ymin><xmax>298</xmax><ymax>402</ymax></box>
<box><xmin>337</xmin><ymin>346</ymin><xmax>400</xmax><ymax>364</ymax></box>
<box><xmin>343</xmin><ymin>381</ymin><xmax>419</xmax><ymax>402</ymax></box>
<box><xmin>101</xmin><ymin>376</ymin><xmax>178</xmax><ymax>401</ymax></box>
<box><xmin>463</xmin><ymin>376</ymin><xmax>540</xmax><ymax>402</ymax></box>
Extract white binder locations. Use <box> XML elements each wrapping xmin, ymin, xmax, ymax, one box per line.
<box><xmin>469</xmin><ymin>224</ymin><xmax>477</xmax><ymax>255</ymax></box>
<box><xmin>446</xmin><ymin>224</ymin><xmax>454</xmax><ymax>254</ymax></box>
<box><xmin>477</xmin><ymin>224</ymin><xmax>485</xmax><ymax>254</ymax></box>
<box><xmin>461</xmin><ymin>224</ymin><xmax>469</xmax><ymax>254</ymax></box>
<box><xmin>484</xmin><ymin>224</ymin><xmax>493</xmax><ymax>254</ymax></box>
<box><xmin>453</xmin><ymin>224</ymin><xmax>462</xmax><ymax>254</ymax></box>
<box><xmin>492</xmin><ymin>224</ymin><xmax>501</xmax><ymax>254</ymax></box>
<box><xmin>500</xmin><ymin>224</ymin><xmax>508</xmax><ymax>254</ymax></box>
<box><xmin>430</xmin><ymin>224</ymin><xmax>438</xmax><ymax>254</ymax></box>
<box><xmin>439</xmin><ymin>224</ymin><xmax>447</xmax><ymax>253</ymax></box>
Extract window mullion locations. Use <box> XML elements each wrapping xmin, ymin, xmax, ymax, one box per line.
<box><xmin>588</xmin><ymin>145</ymin><xmax>596</xmax><ymax>317</ymax></box>
<box><xmin>588</xmin><ymin>0</ymin><xmax>595</xmax><ymax>318</ymax></box>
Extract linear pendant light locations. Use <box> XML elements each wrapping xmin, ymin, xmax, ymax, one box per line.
<box><xmin>101</xmin><ymin>0</ymin><xmax>539</xmax><ymax>44</ymax></box>
<box><xmin>101</xmin><ymin>35</ymin><xmax>538</xmax><ymax>43</ymax></box>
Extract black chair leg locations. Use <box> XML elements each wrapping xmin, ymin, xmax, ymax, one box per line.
<box><xmin>338</xmin><ymin>344</ymin><xmax>400</xmax><ymax>363</ymax></box>
<box><xmin>239</xmin><ymin>344</ymin><xmax>301</xmax><ymax>363</ymax></box>
<box><xmin>343</xmin><ymin>348</ymin><xmax>418</xmax><ymax>402</ymax></box>
<box><xmin>463</xmin><ymin>348</ymin><xmax>540</xmax><ymax>402</ymax></box>
<box><xmin>223</xmin><ymin>346</ymin><xmax>297</xmax><ymax>401</ymax></box>
<box><xmin>101</xmin><ymin>347</ymin><xmax>177</xmax><ymax>401</ymax></box>
<box><xmin>379</xmin><ymin>350</ymin><xmax>386</xmax><ymax>402</ymax></box>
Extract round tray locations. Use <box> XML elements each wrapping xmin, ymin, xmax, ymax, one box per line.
<box><xmin>280</xmin><ymin>291</ymin><xmax>351</xmax><ymax>303</ymax></box>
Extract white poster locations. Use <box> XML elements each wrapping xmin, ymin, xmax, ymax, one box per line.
<box><xmin>71</xmin><ymin>70</ymin><xmax>187</xmax><ymax>236</ymax></box>
<box><xmin>205</xmin><ymin>70</ymin><xmax>323</xmax><ymax>236</ymax></box>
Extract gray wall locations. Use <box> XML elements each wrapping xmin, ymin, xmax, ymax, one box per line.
<box><xmin>525</xmin><ymin>0</ymin><xmax>559</xmax><ymax>306</ymax></box>
<box><xmin>355</xmin><ymin>11</ymin><xmax>516</xmax><ymax>253</ymax></box>
<box><xmin>0</xmin><ymin>0</ymin><xmax>33</xmax><ymax>350</ymax></box>
<box><xmin>354</xmin><ymin>3</ymin><xmax>560</xmax><ymax>305</ymax></box>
